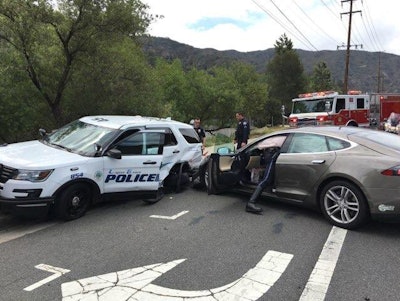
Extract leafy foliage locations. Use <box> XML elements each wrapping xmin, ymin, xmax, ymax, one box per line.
<box><xmin>266</xmin><ymin>34</ymin><xmax>306</xmax><ymax>120</ymax></box>
<box><xmin>0</xmin><ymin>2</ymin><xmax>343</xmax><ymax>144</ymax></box>
<box><xmin>310</xmin><ymin>61</ymin><xmax>334</xmax><ymax>91</ymax></box>
<box><xmin>0</xmin><ymin>0</ymin><xmax>153</xmax><ymax>128</ymax></box>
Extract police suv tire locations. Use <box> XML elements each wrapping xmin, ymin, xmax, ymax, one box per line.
<box><xmin>55</xmin><ymin>183</ymin><xmax>91</xmax><ymax>221</ymax></box>
<box><xmin>320</xmin><ymin>180</ymin><xmax>369</xmax><ymax>230</ymax></box>
<box><xmin>191</xmin><ymin>166</ymin><xmax>206</xmax><ymax>189</ymax></box>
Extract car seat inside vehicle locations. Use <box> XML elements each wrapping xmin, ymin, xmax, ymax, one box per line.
<box><xmin>219</xmin><ymin>156</ymin><xmax>235</xmax><ymax>172</ymax></box>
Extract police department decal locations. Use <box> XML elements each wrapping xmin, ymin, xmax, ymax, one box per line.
<box><xmin>105</xmin><ymin>169</ymin><xmax>159</xmax><ymax>183</ymax></box>
<box><xmin>95</xmin><ymin>171</ymin><xmax>103</xmax><ymax>180</ymax></box>
<box><xmin>71</xmin><ymin>172</ymin><xmax>83</xmax><ymax>179</ymax></box>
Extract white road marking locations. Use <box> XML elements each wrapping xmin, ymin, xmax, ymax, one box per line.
<box><xmin>299</xmin><ymin>226</ymin><xmax>348</xmax><ymax>301</ymax></box>
<box><xmin>24</xmin><ymin>264</ymin><xmax>70</xmax><ymax>292</ymax></box>
<box><xmin>0</xmin><ymin>222</ymin><xmax>57</xmax><ymax>244</ymax></box>
<box><xmin>61</xmin><ymin>250</ymin><xmax>293</xmax><ymax>300</ymax></box>
<box><xmin>150</xmin><ymin>210</ymin><xmax>189</xmax><ymax>220</ymax></box>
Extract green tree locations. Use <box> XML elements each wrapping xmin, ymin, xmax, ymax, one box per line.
<box><xmin>152</xmin><ymin>58</ymin><xmax>190</xmax><ymax>121</ymax></box>
<box><xmin>225</xmin><ymin>62</ymin><xmax>268</xmax><ymax>127</ymax></box>
<box><xmin>0</xmin><ymin>42</ymin><xmax>49</xmax><ymax>142</ymax></box>
<box><xmin>310</xmin><ymin>61</ymin><xmax>333</xmax><ymax>91</ymax></box>
<box><xmin>266</xmin><ymin>34</ymin><xmax>306</xmax><ymax>122</ymax></box>
<box><xmin>0</xmin><ymin>0</ymin><xmax>154</xmax><ymax>126</ymax></box>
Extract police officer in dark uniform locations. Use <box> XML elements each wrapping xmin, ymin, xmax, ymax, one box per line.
<box><xmin>234</xmin><ymin>112</ymin><xmax>250</xmax><ymax>150</ymax></box>
<box><xmin>193</xmin><ymin>118</ymin><xmax>206</xmax><ymax>152</ymax></box>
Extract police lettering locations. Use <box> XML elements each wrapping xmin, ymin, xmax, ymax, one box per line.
<box><xmin>105</xmin><ymin>173</ymin><xmax>159</xmax><ymax>183</ymax></box>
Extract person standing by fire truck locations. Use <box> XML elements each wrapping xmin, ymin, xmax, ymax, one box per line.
<box><xmin>234</xmin><ymin>112</ymin><xmax>250</xmax><ymax>150</ymax></box>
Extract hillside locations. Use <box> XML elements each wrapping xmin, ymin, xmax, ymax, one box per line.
<box><xmin>141</xmin><ymin>37</ymin><xmax>400</xmax><ymax>94</ymax></box>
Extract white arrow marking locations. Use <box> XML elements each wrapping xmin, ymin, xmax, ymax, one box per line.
<box><xmin>24</xmin><ymin>264</ymin><xmax>70</xmax><ymax>292</ymax></box>
<box><xmin>61</xmin><ymin>250</ymin><xmax>293</xmax><ymax>300</ymax></box>
<box><xmin>150</xmin><ymin>210</ymin><xmax>189</xmax><ymax>220</ymax></box>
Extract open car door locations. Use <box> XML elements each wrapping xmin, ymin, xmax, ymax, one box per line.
<box><xmin>205</xmin><ymin>153</ymin><xmax>243</xmax><ymax>194</ymax></box>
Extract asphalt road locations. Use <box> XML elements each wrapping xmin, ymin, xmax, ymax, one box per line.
<box><xmin>1</xmin><ymin>187</ymin><xmax>400</xmax><ymax>301</ymax></box>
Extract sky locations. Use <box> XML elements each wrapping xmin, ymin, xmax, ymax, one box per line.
<box><xmin>142</xmin><ymin>0</ymin><xmax>400</xmax><ymax>56</ymax></box>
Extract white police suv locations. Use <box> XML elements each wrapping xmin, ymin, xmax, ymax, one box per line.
<box><xmin>0</xmin><ymin>116</ymin><xmax>203</xmax><ymax>220</ymax></box>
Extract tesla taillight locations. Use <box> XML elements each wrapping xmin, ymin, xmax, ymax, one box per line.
<box><xmin>381</xmin><ymin>166</ymin><xmax>400</xmax><ymax>176</ymax></box>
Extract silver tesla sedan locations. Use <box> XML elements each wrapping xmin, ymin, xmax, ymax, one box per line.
<box><xmin>199</xmin><ymin>126</ymin><xmax>400</xmax><ymax>229</ymax></box>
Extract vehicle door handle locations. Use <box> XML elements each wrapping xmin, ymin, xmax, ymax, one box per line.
<box><xmin>143</xmin><ymin>161</ymin><xmax>157</xmax><ymax>165</ymax></box>
<box><xmin>312</xmin><ymin>159</ymin><xmax>325</xmax><ymax>164</ymax></box>
<box><xmin>173</xmin><ymin>150</ymin><xmax>180</xmax><ymax>153</ymax></box>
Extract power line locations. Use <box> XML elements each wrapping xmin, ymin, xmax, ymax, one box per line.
<box><xmin>290</xmin><ymin>0</ymin><xmax>338</xmax><ymax>45</ymax></box>
<box><xmin>250</xmin><ymin>0</ymin><xmax>316</xmax><ymax>51</ymax></box>
<box><xmin>361</xmin><ymin>0</ymin><xmax>384</xmax><ymax>52</ymax></box>
<box><xmin>269</xmin><ymin>0</ymin><xmax>319</xmax><ymax>51</ymax></box>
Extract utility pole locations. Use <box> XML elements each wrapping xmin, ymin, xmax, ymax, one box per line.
<box><xmin>339</xmin><ymin>0</ymin><xmax>362</xmax><ymax>93</ymax></box>
<box><xmin>377</xmin><ymin>51</ymin><xmax>381</xmax><ymax>92</ymax></box>
<box><xmin>376</xmin><ymin>51</ymin><xmax>386</xmax><ymax>93</ymax></box>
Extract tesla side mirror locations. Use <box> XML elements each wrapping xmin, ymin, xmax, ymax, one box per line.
<box><xmin>106</xmin><ymin>148</ymin><xmax>122</xmax><ymax>159</ymax></box>
<box><xmin>217</xmin><ymin>146</ymin><xmax>233</xmax><ymax>155</ymax></box>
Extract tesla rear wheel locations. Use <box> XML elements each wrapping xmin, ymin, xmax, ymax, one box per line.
<box><xmin>320</xmin><ymin>180</ymin><xmax>369</xmax><ymax>229</ymax></box>
<box><xmin>56</xmin><ymin>183</ymin><xmax>91</xmax><ymax>221</ymax></box>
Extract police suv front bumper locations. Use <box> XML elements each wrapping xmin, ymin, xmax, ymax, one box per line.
<box><xmin>0</xmin><ymin>193</ymin><xmax>55</xmax><ymax>216</ymax></box>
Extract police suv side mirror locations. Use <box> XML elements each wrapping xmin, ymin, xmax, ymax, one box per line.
<box><xmin>106</xmin><ymin>148</ymin><xmax>122</xmax><ymax>159</ymax></box>
<box><xmin>39</xmin><ymin>128</ymin><xmax>47</xmax><ymax>138</ymax></box>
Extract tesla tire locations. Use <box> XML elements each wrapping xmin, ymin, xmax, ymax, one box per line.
<box><xmin>320</xmin><ymin>180</ymin><xmax>369</xmax><ymax>230</ymax></box>
<box><xmin>205</xmin><ymin>158</ymin><xmax>219</xmax><ymax>194</ymax></box>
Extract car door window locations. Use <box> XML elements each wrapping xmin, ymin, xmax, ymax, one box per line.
<box><xmin>326</xmin><ymin>136</ymin><xmax>350</xmax><ymax>151</ymax></box>
<box><xmin>115</xmin><ymin>132</ymin><xmax>164</xmax><ymax>155</ymax></box>
<box><xmin>287</xmin><ymin>133</ymin><xmax>329</xmax><ymax>153</ymax></box>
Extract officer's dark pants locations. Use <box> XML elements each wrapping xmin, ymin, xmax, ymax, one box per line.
<box><xmin>246</xmin><ymin>149</ymin><xmax>280</xmax><ymax>213</ymax></box>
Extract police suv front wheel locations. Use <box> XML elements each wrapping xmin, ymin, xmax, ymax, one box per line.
<box><xmin>55</xmin><ymin>183</ymin><xmax>92</xmax><ymax>221</ymax></box>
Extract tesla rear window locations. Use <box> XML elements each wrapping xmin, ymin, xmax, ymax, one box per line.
<box><xmin>352</xmin><ymin>131</ymin><xmax>400</xmax><ymax>151</ymax></box>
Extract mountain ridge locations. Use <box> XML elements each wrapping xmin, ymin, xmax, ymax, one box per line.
<box><xmin>141</xmin><ymin>36</ymin><xmax>400</xmax><ymax>93</ymax></box>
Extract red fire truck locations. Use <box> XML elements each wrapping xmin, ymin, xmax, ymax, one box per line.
<box><xmin>288</xmin><ymin>90</ymin><xmax>370</xmax><ymax>127</ymax></box>
<box><xmin>369</xmin><ymin>93</ymin><xmax>400</xmax><ymax>130</ymax></box>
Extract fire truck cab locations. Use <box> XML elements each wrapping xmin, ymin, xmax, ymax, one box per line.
<box><xmin>289</xmin><ymin>90</ymin><xmax>370</xmax><ymax>127</ymax></box>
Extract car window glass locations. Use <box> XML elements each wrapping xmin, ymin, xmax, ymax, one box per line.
<box><xmin>179</xmin><ymin>128</ymin><xmax>201</xmax><ymax>144</ymax></box>
<box><xmin>245</xmin><ymin>135</ymin><xmax>287</xmax><ymax>156</ymax></box>
<box><xmin>143</xmin><ymin>127</ymin><xmax>177</xmax><ymax>146</ymax></box>
<box><xmin>115</xmin><ymin>132</ymin><xmax>164</xmax><ymax>155</ymax></box>
<box><xmin>164</xmin><ymin>132</ymin><xmax>178</xmax><ymax>146</ymax></box>
<box><xmin>256</xmin><ymin>135</ymin><xmax>287</xmax><ymax>149</ymax></box>
<box><xmin>287</xmin><ymin>133</ymin><xmax>328</xmax><ymax>153</ymax></box>
<box><xmin>351</xmin><ymin>130</ymin><xmax>400</xmax><ymax>152</ymax></box>
<box><xmin>326</xmin><ymin>137</ymin><xmax>351</xmax><ymax>151</ymax></box>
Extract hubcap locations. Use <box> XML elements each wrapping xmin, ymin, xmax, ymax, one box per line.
<box><xmin>71</xmin><ymin>196</ymin><xmax>80</xmax><ymax>208</ymax></box>
<box><xmin>324</xmin><ymin>185</ymin><xmax>359</xmax><ymax>224</ymax></box>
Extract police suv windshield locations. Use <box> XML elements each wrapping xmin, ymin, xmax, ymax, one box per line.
<box><xmin>43</xmin><ymin>120</ymin><xmax>118</xmax><ymax>156</ymax></box>
<box><xmin>292</xmin><ymin>98</ymin><xmax>334</xmax><ymax>114</ymax></box>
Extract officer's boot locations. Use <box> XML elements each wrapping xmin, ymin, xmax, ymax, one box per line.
<box><xmin>245</xmin><ymin>186</ymin><xmax>263</xmax><ymax>214</ymax></box>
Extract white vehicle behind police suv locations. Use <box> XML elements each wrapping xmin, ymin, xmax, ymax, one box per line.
<box><xmin>0</xmin><ymin>115</ymin><xmax>203</xmax><ymax>220</ymax></box>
